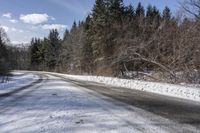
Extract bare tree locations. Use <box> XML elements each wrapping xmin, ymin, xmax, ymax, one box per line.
<box><xmin>181</xmin><ymin>0</ymin><xmax>200</xmax><ymax>19</ymax></box>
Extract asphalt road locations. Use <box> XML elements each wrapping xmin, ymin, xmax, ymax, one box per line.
<box><xmin>1</xmin><ymin>72</ymin><xmax>200</xmax><ymax>132</ymax></box>
<box><xmin>52</xmin><ymin>73</ymin><xmax>200</xmax><ymax>130</ymax></box>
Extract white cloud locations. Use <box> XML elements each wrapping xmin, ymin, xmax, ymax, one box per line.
<box><xmin>42</xmin><ymin>24</ymin><xmax>68</xmax><ymax>31</ymax></box>
<box><xmin>9</xmin><ymin>19</ymin><xmax>18</xmax><ymax>23</ymax></box>
<box><xmin>20</xmin><ymin>13</ymin><xmax>49</xmax><ymax>25</ymax></box>
<box><xmin>2</xmin><ymin>13</ymin><xmax>12</xmax><ymax>18</ymax></box>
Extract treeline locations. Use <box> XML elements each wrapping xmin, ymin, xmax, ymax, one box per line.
<box><xmin>29</xmin><ymin>29</ymin><xmax>61</xmax><ymax>71</ymax></box>
<box><xmin>0</xmin><ymin>27</ymin><xmax>29</xmax><ymax>77</ymax></box>
<box><xmin>0</xmin><ymin>28</ymin><xmax>10</xmax><ymax>76</ymax></box>
<box><xmin>22</xmin><ymin>0</ymin><xmax>200</xmax><ymax>83</ymax></box>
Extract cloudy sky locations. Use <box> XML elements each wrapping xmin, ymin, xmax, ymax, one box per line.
<box><xmin>0</xmin><ymin>0</ymin><xmax>180</xmax><ymax>45</ymax></box>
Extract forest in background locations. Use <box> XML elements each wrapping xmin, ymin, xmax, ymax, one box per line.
<box><xmin>1</xmin><ymin>0</ymin><xmax>200</xmax><ymax>84</ymax></box>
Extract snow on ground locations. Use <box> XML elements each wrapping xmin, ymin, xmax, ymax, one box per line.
<box><xmin>0</xmin><ymin>74</ymin><xmax>198</xmax><ymax>133</ymax></box>
<box><xmin>46</xmin><ymin>72</ymin><xmax>200</xmax><ymax>103</ymax></box>
<box><xmin>0</xmin><ymin>72</ymin><xmax>39</xmax><ymax>94</ymax></box>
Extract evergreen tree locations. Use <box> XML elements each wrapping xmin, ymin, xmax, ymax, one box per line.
<box><xmin>71</xmin><ymin>21</ymin><xmax>77</xmax><ymax>33</ymax></box>
<box><xmin>146</xmin><ymin>5</ymin><xmax>160</xmax><ymax>25</ymax></box>
<box><xmin>61</xmin><ymin>29</ymin><xmax>73</xmax><ymax>71</ymax></box>
<box><xmin>135</xmin><ymin>2</ymin><xmax>145</xmax><ymax>36</ymax></box>
<box><xmin>81</xmin><ymin>15</ymin><xmax>94</xmax><ymax>73</ymax></box>
<box><xmin>30</xmin><ymin>38</ymin><xmax>39</xmax><ymax>67</ymax></box>
<box><xmin>152</xmin><ymin>6</ymin><xmax>161</xmax><ymax>29</ymax></box>
<box><xmin>0</xmin><ymin>28</ymin><xmax>9</xmax><ymax>75</ymax></box>
<box><xmin>92</xmin><ymin>0</ymin><xmax>107</xmax><ymax>21</ymax></box>
<box><xmin>106</xmin><ymin>0</ymin><xmax>124</xmax><ymax>21</ymax></box>
<box><xmin>29</xmin><ymin>38</ymin><xmax>45</xmax><ymax>70</ymax></box>
<box><xmin>45</xmin><ymin>29</ymin><xmax>61</xmax><ymax>70</ymax></box>
<box><xmin>162</xmin><ymin>6</ymin><xmax>171</xmax><ymax>21</ymax></box>
<box><xmin>92</xmin><ymin>0</ymin><xmax>126</xmax><ymax>58</ymax></box>
<box><xmin>124</xmin><ymin>4</ymin><xmax>135</xmax><ymax>19</ymax></box>
<box><xmin>136</xmin><ymin>2</ymin><xmax>145</xmax><ymax>18</ymax></box>
<box><xmin>91</xmin><ymin>0</ymin><xmax>108</xmax><ymax>58</ymax></box>
<box><xmin>146</xmin><ymin>4</ymin><xmax>153</xmax><ymax>18</ymax></box>
<box><xmin>145</xmin><ymin>5</ymin><xmax>161</xmax><ymax>37</ymax></box>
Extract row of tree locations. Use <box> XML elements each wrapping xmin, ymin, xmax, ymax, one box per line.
<box><xmin>29</xmin><ymin>29</ymin><xmax>61</xmax><ymax>71</ymax></box>
<box><xmin>0</xmin><ymin>28</ymin><xmax>11</xmax><ymax>76</ymax></box>
<box><xmin>10</xmin><ymin>0</ymin><xmax>200</xmax><ymax>83</ymax></box>
<box><xmin>0</xmin><ymin>27</ymin><xmax>29</xmax><ymax>79</ymax></box>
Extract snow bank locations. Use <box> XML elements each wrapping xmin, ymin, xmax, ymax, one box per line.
<box><xmin>0</xmin><ymin>72</ymin><xmax>39</xmax><ymax>94</ymax></box>
<box><xmin>51</xmin><ymin>73</ymin><xmax>200</xmax><ymax>102</ymax></box>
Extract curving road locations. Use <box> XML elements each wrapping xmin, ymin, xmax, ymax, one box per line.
<box><xmin>0</xmin><ymin>71</ymin><xmax>200</xmax><ymax>133</ymax></box>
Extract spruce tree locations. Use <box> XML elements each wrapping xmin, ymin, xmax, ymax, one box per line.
<box><xmin>136</xmin><ymin>2</ymin><xmax>145</xmax><ymax>18</ymax></box>
<box><xmin>0</xmin><ymin>28</ymin><xmax>9</xmax><ymax>75</ymax></box>
<box><xmin>106</xmin><ymin>0</ymin><xmax>124</xmax><ymax>21</ymax></box>
<box><xmin>71</xmin><ymin>21</ymin><xmax>77</xmax><ymax>32</ymax></box>
<box><xmin>81</xmin><ymin>15</ymin><xmax>94</xmax><ymax>73</ymax></box>
<box><xmin>145</xmin><ymin>5</ymin><xmax>161</xmax><ymax>37</ymax></box>
<box><xmin>135</xmin><ymin>2</ymin><xmax>145</xmax><ymax>36</ymax></box>
<box><xmin>45</xmin><ymin>29</ymin><xmax>61</xmax><ymax>70</ymax></box>
<box><xmin>30</xmin><ymin>38</ymin><xmax>40</xmax><ymax>67</ymax></box>
<box><xmin>91</xmin><ymin>0</ymin><xmax>107</xmax><ymax>58</ymax></box>
<box><xmin>125</xmin><ymin>4</ymin><xmax>135</xmax><ymax>18</ymax></box>
<box><xmin>61</xmin><ymin>29</ymin><xmax>73</xmax><ymax>71</ymax></box>
<box><xmin>162</xmin><ymin>6</ymin><xmax>171</xmax><ymax>21</ymax></box>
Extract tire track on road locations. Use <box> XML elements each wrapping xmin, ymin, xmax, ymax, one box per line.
<box><xmin>0</xmin><ymin>73</ymin><xmax>44</xmax><ymax>98</ymax></box>
<box><xmin>0</xmin><ymin>73</ymin><xmax>48</xmax><ymax>113</ymax></box>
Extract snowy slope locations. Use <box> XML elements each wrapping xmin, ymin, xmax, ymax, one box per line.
<box><xmin>46</xmin><ymin>72</ymin><xmax>200</xmax><ymax>103</ymax></box>
<box><xmin>0</xmin><ymin>72</ymin><xmax>39</xmax><ymax>94</ymax></box>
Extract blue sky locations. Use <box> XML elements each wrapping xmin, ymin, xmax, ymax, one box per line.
<box><xmin>0</xmin><ymin>0</ymin><xmax>181</xmax><ymax>44</ymax></box>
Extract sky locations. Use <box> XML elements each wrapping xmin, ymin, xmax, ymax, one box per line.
<box><xmin>0</xmin><ymin>0</ymin><xmax>181</xmax><ymax>45</ymax></box>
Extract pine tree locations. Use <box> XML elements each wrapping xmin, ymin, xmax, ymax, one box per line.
<box><xmin>0</xmin><ymin>28</ymin><xmax>9</xmax><ymax>75</ymax></box>
<box><xmin>92</xmin><ymin>0</ymin><xmax>125</xmax><ymax>58</ymax></box>
<box><xmin>145</xmin><ymin>5</ymin><xmax>161</xmax><ymax>37</ymax></box>
<box><xmin>146</xmin><ymin>5</ymin><xmax>160</xmax><ymax>24</ymax></box>
<box><xmin>146</xmin><ymin>4</ymin><xmax>153</xmax><ymax>18</ymax></box>
<box><xmin>152</xmin><ymin>6</ymin><xmax>161</xmax><ymax>29</ymax></box>
<box><xmin>61</xmin><ymin>29</ymin><xmax>73</xmax><ymax>71</ymax></box>
<box><xmin>135</xmin><ymin>2</ymin><xmax>145</xmax><ymax>36</ymax></box>
<box><xmin>71</xmin><ymin>21</ymin><xmax>77</xmax><ymax>32</ymax></box>
<box><xmin>124</xmin><ymin>4</ymin><xmax>135</xmax><ymax>19</ymax></box>
<box><xmin>45</xmin><ymin>29</ymin><xmax>61</xmax><ymax>70</ymax></box>
<box><xmin>136</xmin><ymin>2</ymin><xmax>145</xmax><ymax>18</ymax></box>
<box><xmin>30</xmin><ymin>38</ymin><xmax>39</xmax><ymax>67</ymax></box>
<box><xmin>106</xmin><ymin>0</ymin><xmax>124</xmax><ymax>21</ymax></box>
<box><xmin>92</xmin><ymin>0</ymin><xmax>107</xmax><ymax>21</ymax></box>
<box><xmin>162</xmin><ymin>6</ymin><xmax>171</xmax><ymax>21</ymax></box>
<box><xmin>81</xmin><ymin>15</ymin><xmax>94</xmax><ymax>73</ymax></box>
<box><xmin>91</xmin><ymin>0</ymin><xmax>107</xmax><ymax>58</ymax></box>
<box><xmin>29</xmin><ymin>38</ymin><xmax>45</xmax><ymax>70</ymax></box>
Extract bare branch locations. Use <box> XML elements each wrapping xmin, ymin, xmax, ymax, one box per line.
<box><xmin>181</xmin><ymin>0</ymin><xmax>200</xmax><ymax>19</ymax></box>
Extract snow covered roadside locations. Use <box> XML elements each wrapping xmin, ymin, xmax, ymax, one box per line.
<box><xmin>46</xmin><ymin>72</ymin><xmax>200</xmax><ymax>103</ymax></box>
<box><xmin>0</xmin><ymin>72</ymin><xmax>39</xmax><ymax>94</ymax></box>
